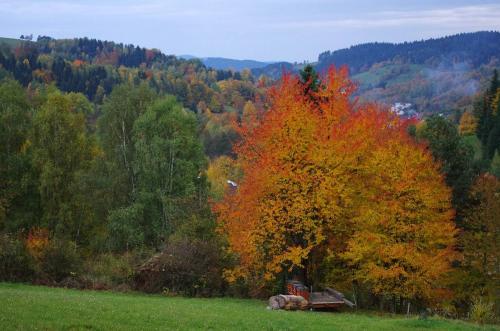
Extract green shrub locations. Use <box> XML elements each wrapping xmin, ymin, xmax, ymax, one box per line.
<box><xmin>135</xmin><ymin>239</ymin><xmax>225</xmax><ymax>296</ymax></box>
<box><xmin>107</xmin><ymin>204</ymin><xmax>145</xmax><ymax>252</ymax></box>
<box><xmin>470</xmin><ymin>297</ymin><xmax>496</xmax><ymax>324</ymax></box>
<box><xmin>0</xmin><ymin>234</ymin><xmax>34</xmax><ymax>281</ymax></box>
<box><xmin>82</xmin><ymin>251</ymin><xmax>148</xmax><ymax>290</ymax></box>
<box><xmin>38</xmin><ymin>239</ymin><xmax>81</xmax><ymax>282</ymax></box>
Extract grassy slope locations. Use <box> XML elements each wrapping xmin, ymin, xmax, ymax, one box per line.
<box><xmin>0</xmin><ymin>283</ymin><xmax>497</xmax><ymax>331</ymax></box>
<box><xmin>352</xmin><ymin>64</ymin><xmax>423</xmax><ymax>89</ymax></box>
<box><xmin>0</xmin><ymin>37</ymin><xmax>23</xmax><ymax>48</ymax></box>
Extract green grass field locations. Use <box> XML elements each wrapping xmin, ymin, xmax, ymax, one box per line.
<box><xmin>0</xmin><ymin>283</ymin><xmax>497</xmax><ymax>331</ymax></box>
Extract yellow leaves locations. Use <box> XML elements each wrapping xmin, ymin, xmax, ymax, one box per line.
<box><xmin>223</xmin><ymin>266</ymin><xmax>248</xmax><ymax>284</ymax></box>
<box><xmin>207</xmin><ymin>156</ymin><xmax>242</xmax><ymax>201</ymax></box>
<box><xmin>215</xmin><ymin>68</ymin><xmax>456</xmax><ymax>297</ymax></box>
<box><xmin>20</xmin><ymin>139</ymin><xmax>32</xmax><ymax>154</ymax></box>
<box><xmin>91</xmin><ymin>144</ymin><xmax>104</xmax><ymax>159</ymax></box>
<box><xmin>458</xmin><ymin>111</ymin><xmax>478</xmax><ymax>136</ymax></box>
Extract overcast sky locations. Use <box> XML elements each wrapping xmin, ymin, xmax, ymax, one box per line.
<box><xmin>1</xmin><ymin>0</ymin><xmax>500</xmax><ymax>62</ymax></box>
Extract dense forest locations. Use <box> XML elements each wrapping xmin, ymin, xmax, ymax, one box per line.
<box><xmin>0</xmin><ymin>34</ymin><xmax>499</xmax><ymax>323</ymax></box>
<box><xmin>0</xmin><ymin>35</ymin><xmax>267</xmax><ymax>157</ymax></box>
<box><xmin>0</xmin><ymin>36</ymin><xmax>260</xmax><ymax>109</ymax></box>
<box><xmin>316</xmin><ymin>31</ymin><xmax>500</xmax><ymax>74</ymax></box>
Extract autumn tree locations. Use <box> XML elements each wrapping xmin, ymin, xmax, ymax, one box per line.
<box><xmin>459</xmin><ymin>112</ymin><xmax>478</xmax><ymax>136</ymax></box>
<box><xmin>241</xmin><ymin>100</ymin><xmax>258</xmax><ymax>128</ymax></box>
<box><xmin>342</xmin><ymin>136</ymin><xmax>457</xmax><ymax>307</ymax></box>
<box><xmin>207</xmin><ymin>156</ymin><xmax>242</xmax><ymax>201</ymax></box>
<box><xmin>215</xmin><ymin>68</ymin><xmax>457</xmax><ymax>305</ymax></box>
<box><xmin>199</xmin><ymin>109</ymin><xmax>239</xmax><ymax>158</ymax></box>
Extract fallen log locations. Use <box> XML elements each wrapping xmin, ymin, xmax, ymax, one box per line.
<box><xmin>268</xmin><ymin>294</ymin><xmax>309</xmax><ymax>310</ymax></box>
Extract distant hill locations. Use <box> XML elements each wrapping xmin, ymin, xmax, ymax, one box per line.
<box><xmin>180</xmin><ymin>56</ymin><xmax>273</xmax><ymax>71</ymax></box>
<box><xmin>316</xmin><ymin>31</ymin><xmax>500</xmax><ymax>74</ymax></box>
<box><xmin>0</xmin><ymin>36</ymin><xmax>248</xmax><ymax>109</ymax></box>
<box><xmin>251</xmin><ymin>62</ymin><xmax>300</xmax><ymax>79</ymax></box>
<box><xmin>252</xmin><ymin>31</ymin><xmax>500</xmax><ymax>113</ymax></box>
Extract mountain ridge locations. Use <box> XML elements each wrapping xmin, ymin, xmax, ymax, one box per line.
<box><xmin>178</xmin><ymin>55</ymin><xmax>274</xmax><ymax>71</ymax></box>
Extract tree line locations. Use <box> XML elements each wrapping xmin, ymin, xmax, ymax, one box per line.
<box><xmin>317</xmin><ymin>31</ymin><xmax>500</xmax><ymax>74</ymax></box>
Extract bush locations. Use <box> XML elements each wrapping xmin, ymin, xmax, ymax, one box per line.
<box><xmin>470</xmin><ymin>297</ymin><xmax>496</xmax><ymax>324</ymax></box>
<box><xmin>135</xmin><ymin>239</ymin><xmax>225</xmax><ymax>296</ymax></box>
<box><xmin>37</xmin><ymin>239</ymin><xmax>82</xmax><ymax>282</ymax></box>
<box><xmin>0</xmin><ymin>234</ymin><xmax>34</xmax><ymax>281</ymax></box>
<box><xmin>82</xmin><ymin>251</ymin><xmax>149</xmax><ymax>290</ymax></box>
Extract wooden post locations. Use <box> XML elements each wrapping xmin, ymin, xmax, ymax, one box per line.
<box><xmin>407</xmin><ymin>302</ymin><xmax>411</xmax><ymax>317</ymax></box>
<box><xmin>352</xmin><ymin>284</ymin><xmax>358</xmax><ymax>309</ymax></box>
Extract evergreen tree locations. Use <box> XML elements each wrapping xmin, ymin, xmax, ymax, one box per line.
<box><xmin>299</xmin><ymin>64</ymin><xmax>320</xmax><ymax>94</ymax></box>
<box><xmin>475</xmin><ymin>70</ymin><xmax>499</xmax><ymax>160</ymax></box>
<box><xmin>417</xmin><ymin>115</ymin><xmax>475</xmax><ymax>214</ymax></box>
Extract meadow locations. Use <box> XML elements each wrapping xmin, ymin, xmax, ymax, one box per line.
<box><xmin>0</xmin><ymin>283</ymin><xmax>497</xmax><ymax>331</ymax></box>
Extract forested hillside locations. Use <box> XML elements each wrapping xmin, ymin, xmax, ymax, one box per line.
<box><xmin>316</xmin><ymin>31</ymin><xmax>500</xmax><ymax>74</ymax></box>
<box><xmin>253</xmin><ymin>31</ymin><xmax>500</xmax><ymax>113</ymax></box>
<box><xmin>0</xmin><ymin>36</ymin><xmax>261</xmax><ymax>108</ymax></box>
<box><xmin>0</xmin><ymin>35</ymin><xmax>268</xmax><ymax>157</ymax></box>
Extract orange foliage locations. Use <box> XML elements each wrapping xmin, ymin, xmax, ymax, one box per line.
<box><xmin>145</xmin><ymin>70</ymin><xmax>154</xmax><ymax>80</ymax></box>
<box><xmin>214</xmin><ymin>67</ymin><xmax>457</xmax><ymax>300</ymax></box>
<box><xmin>32</xmin><ymin>69</ymin><xmax>53</xmax><ymax>84</ymax></box>
<box><xmin>95</xmin><ymin>50</ymin><xmax>119</xmax><ymax>66</ymax></box>
<box><xmin>26</xmin><ymin>227</ymin><xmax>50</xmax><ymax>260</ymax></box>
<box><xmin>72</xmin><ymin>59</ymin><xmax>85</xmax><ymax>67</ymax></box>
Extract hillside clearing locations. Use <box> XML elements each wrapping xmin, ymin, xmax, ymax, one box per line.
<box><xmin>0</xmin><ymin>37</ymin><xmax>24</xmax><ymax>47</ymax></box>
<box><xmin>0</xmin><ymin>283</ymin><xmax>497</xmax><ymax>331</ymax></box>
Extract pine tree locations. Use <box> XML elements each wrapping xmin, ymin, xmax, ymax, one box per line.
<box><xmin>476</xmin><ymin>70</ymin><xmax>499</xmax><ymax>157</ymax></box>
